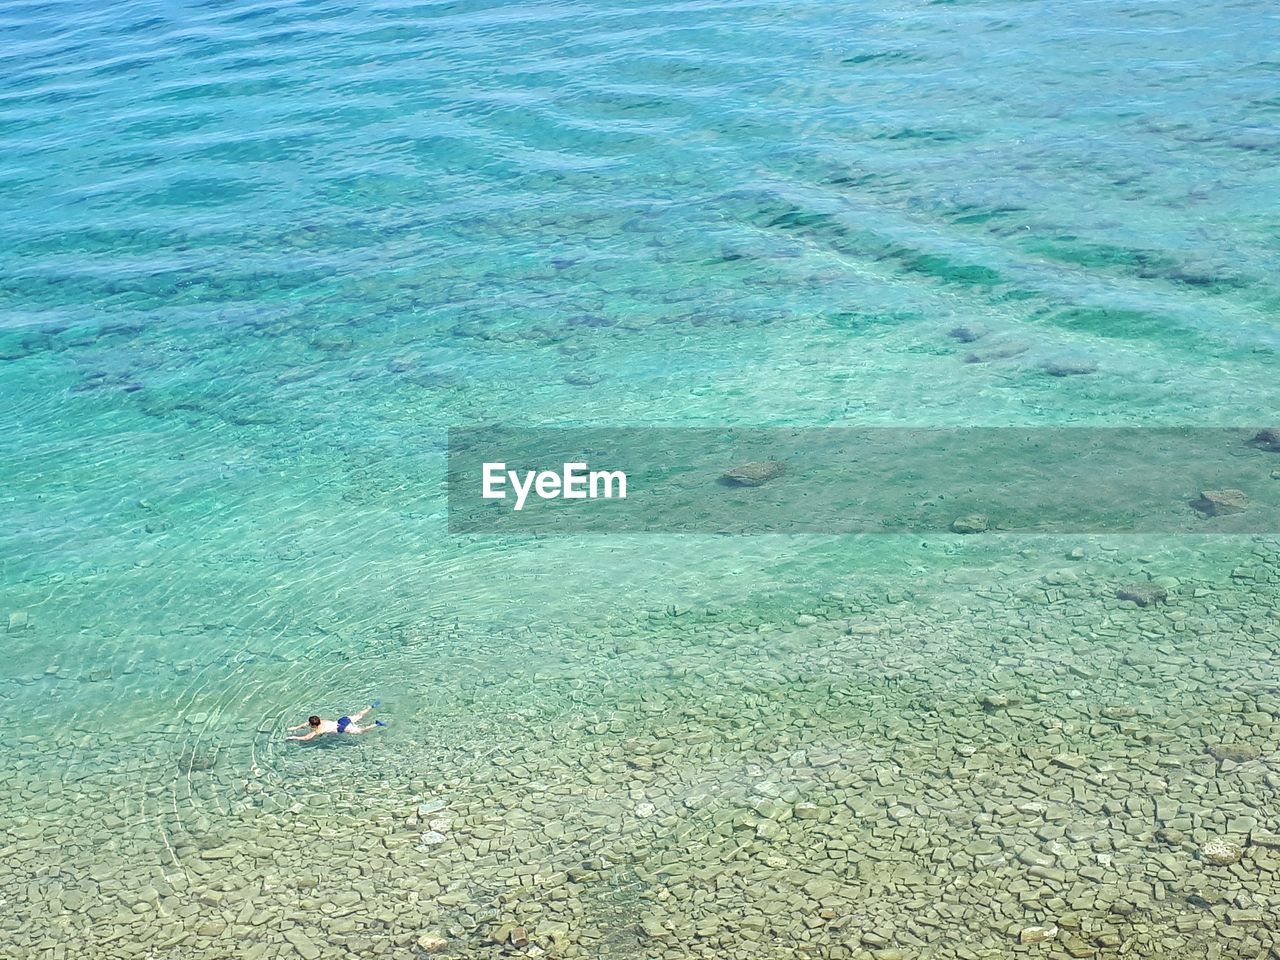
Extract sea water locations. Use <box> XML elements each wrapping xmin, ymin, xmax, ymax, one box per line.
<box><xmin>2</xmin><ymin>0</ymin><xmax>1279</xmax><ymax>957</ymax></box>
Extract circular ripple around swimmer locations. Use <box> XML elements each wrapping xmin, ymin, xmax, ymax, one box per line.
<box><xmin>160</xmin><ymin>621</ymin><xmax>524</xmax><ymax>837</ymax></box>
<box><xmin>140</xmin><ymin>640</ymin><xmax>366</xmax><ymax>864</ymax></box>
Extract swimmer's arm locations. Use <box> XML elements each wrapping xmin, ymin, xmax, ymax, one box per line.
<box><xmin>286</xmin><ymin>723</ymin><xmax>307</xmax><ymax>732</ymax></box>
<box><xmin>286</xmin><ymin>730</ymin><xmax>320</xmax><ymax>742</ymax></box>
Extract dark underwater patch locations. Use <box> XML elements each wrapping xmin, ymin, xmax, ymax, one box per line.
<box><xmin>140</xmin><ymin>176</ymin><xmax>258</xmax><ymax>207</ymax></box>
<box><xmin>840</xmin><ymin>51</ymin><xmax>927</xmax><ymax>66</ymax></box>
<box><xmin>1023</xmin><ymin>237</ymin><xmax>1177</xmax><ymax>272</ymax></box>
<box><xmin>1040</xmin><ymin>306</ymin><xmax>1195</xmax><ymax>345</ymax></box>
<box><xmin>823</xmin><ymin>309</ymin><xmax>923</xmax><ymax>331</ymax></box>
<box><xmin>903</xmin><ymin>254</ymin><xmax>1003</xmax><ymax>286</ymax></box>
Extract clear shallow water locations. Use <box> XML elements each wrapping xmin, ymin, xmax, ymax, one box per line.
<box><xmin>3</xmin><ymin>0</ymin><xmax>1280</xmax><ymax>958</ymax></box>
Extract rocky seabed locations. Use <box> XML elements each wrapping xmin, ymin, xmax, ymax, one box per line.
<box><xmin>4</xmin><ymin>546</ymin><xmax>1280</xmax><ymax>959</ymax></box>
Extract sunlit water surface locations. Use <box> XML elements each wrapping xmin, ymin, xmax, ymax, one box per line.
<box><xmin>2</xmin><ymin>0</ymin><xmax>1279</xmax><ymax>957</ymax></box>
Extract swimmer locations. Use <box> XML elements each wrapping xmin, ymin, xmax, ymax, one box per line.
<box><xmin>286</xmin><ymin>701</ymin><xmax>385</xmax><ymax>741</ymax></box>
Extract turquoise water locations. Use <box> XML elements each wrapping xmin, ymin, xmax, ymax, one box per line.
<box><xmin>3</xmin><ymin>0</ymin><xmax>1280</xmax><ymax>957</ymax></box>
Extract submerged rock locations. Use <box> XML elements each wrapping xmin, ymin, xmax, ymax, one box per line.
<box><xmin>951</xmin><ymin>514</ymin><xmax>989</xmax><ymax>534</ymax></box>
<box><xmin>638</xmin><ymin>917</ymin><xmax>669</xmax><ymax>940</ymax></box>
<box><xmin>199</xmin><ymin>845</ymin><xmax>239</xmax><ymax>860</ymax></box>
<box><xmin>1207</xmin><ymin>743</ymin><xmax>1260</xmax><ymax>763</ymax></box>
<box><xmin>1019</xmin><ymin>925</ymin><xmax>1058</xmax><ymax>944</ymax></box>
<box><xmin>964</xmin><ymin>342</ymin><xmax>1029</xmax><ymax>363</ymax></box>
<box><xmin>282</xmin><ymin>928</ymin><xmax>320</xmax><ymax>960</ymax></box>
<box><xmin>1193</xmin><ymin>488</ymin><xmax>1249</xmax><ymax>517</ymax></box>
<box><xmin>722</xmin><ymin>460</ymin><xmax>786</xmax><ymax>486</ymax></box>
<box><xmin>948</xmin><ymin>324</ymin><xmax>986</xmax><ymax>343</ymax></box>
<box><xmin>177</xmin><ymin>750</ymin><xmax>218</xmax><ymax>773</ymax></box>
<box><xmin>415</xmin><ymin>932</ymin><xmax>448</xmax><ymax>954</ymax></box>
<box><xmin>1248</xmin><ymin>427</ymin><xmax>1280</xmax><ymax>452</ymax></box>
<box><xmin>1117</xmin><ymin>583</ymin><xmax>1167</xmax><ymax>607</ymax></box>
<box><xmin>1040</xmin><ymin>358</ymin><xmax>1097</xmax><ymax>377</ymax></box>
<box><xmin>1199</xmin><ymin>836</ymin><xmax>1243</xmax><ymax>866</ymax></box>
<box><xmin>1042</xmin><ymin>568</ymin><xmax>1078</xmax><ymax>585</ymax></box>
<box><xmin>980</xmin><ymin>692</ymin><xmax>1023</xmax><ymax>710</ymax></box>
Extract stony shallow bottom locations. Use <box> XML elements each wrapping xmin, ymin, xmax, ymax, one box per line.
<box><xmin>5</xmin><ymin>544</ymin><xmax>1279</xmax><ymax>960</ymax></box>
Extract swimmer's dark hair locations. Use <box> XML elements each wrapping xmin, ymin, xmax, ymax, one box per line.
<box><xmin>308</xmin><ymin>715</ymin><xmax>321</xmax><ymax>727</ymax></box>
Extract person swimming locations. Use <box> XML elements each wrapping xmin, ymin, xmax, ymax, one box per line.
<box><xmin>286</xmin><ymin>701</ymin><xmax>385</xmax><ymax>741</ymax></box>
